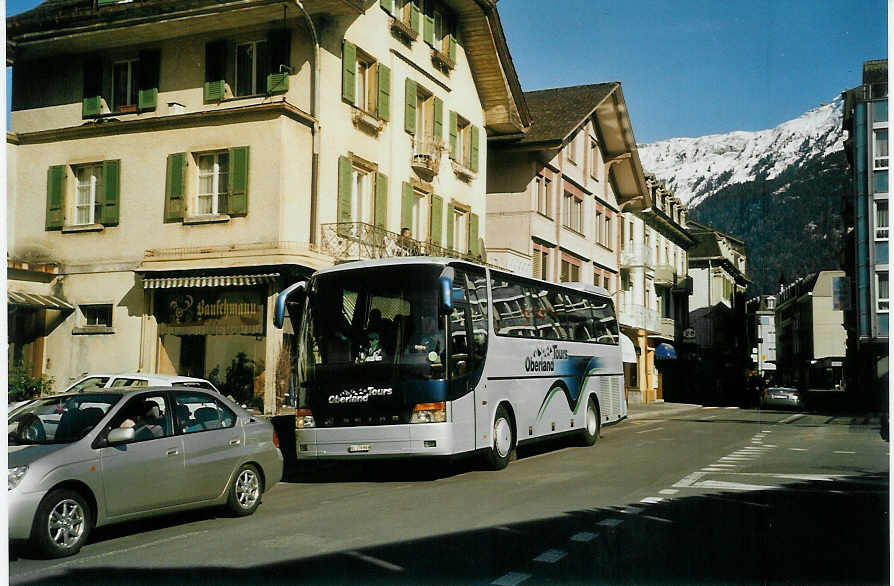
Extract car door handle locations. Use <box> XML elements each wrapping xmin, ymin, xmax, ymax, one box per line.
<box><xmin>228</xmin><ymin>439</ymin><xmax>241</xmax><ymax>446</ymax></box>
<box><xmin>166</xmin><ymin>448</ymin><xmax>179</xmax><ymax>456</ymax></box>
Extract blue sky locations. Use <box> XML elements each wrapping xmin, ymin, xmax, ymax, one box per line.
<box><xmin>5</xmin><ymin>0</ymin><xmax>888</xmax><ymax>142</ymax></box>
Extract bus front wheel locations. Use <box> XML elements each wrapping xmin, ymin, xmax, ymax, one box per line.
<box><xmin>580</xmin><ymin>396</ymin><xmax>600</xmax><ymax>446</ymax></box>
<box><xmin>486</xmin><ymin>405</ymin><xmax>515</xmax><ymax>470</ymax></box>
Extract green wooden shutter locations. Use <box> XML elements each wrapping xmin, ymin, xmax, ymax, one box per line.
<box><xmin>448</xmin><ymin>34</ymin><xmax>457</xmax><ymax>62</ymax></box>
<box><xmin>380</xmin><ymin>0</ymin><xmax>393</xmax><ymax>14</ymax></box>
<box><xmin>337</xmin><ymin>156</ymin><xmax>353</xmax><ymax>235</ymax></box>
<box><xmin>374</xmin><ymin>172</ymin><xmax>388</xmax><ymax>229</ymax></box>
<box><xmin>377</xmin><ymin>64</ymin><xmax>391</xmax><ymax>122</ymax></box>
<box><xmin>410</xmin><ymin>1</ymin><xmax>420</xmax><ymax>34</ymax></box>
<box><xmin>469</xmin><ymin>212</ymin><xmax>480</xmax><ymax>256</ymax></box>
<box><xmin>204</xmin><ymin>41</ymin><xmax>227</xmax><ymax>101</ymax></box>
<box><xmin>423</xmin><ymin>12</ymin><xmax>434</xmax><ymax>45</ymax></box>
<box><xmin>446</xmin><ymin>202</ymin><xmax>455</xmax><ymax>250</ymax></box>
<box><xmin>45</xmin><ymin>166</ymin><xmax>65</xmax><ymax>230</ymax></box>
<box><xmin>341</xmin><ymin>40</ymin><xmax>356</xmax><ymax>104</ymax></box>
<box><xmin>267</xmin><ymin>29</ymin><xmax>291</xmax><ymax>95</ymax></box>
<box><xmin>430</xmin><ymin>195</ymin><xmax>443</xmax><ymax>246</ymax></box>
<box><xmin>82</xmin><ymin>57</ymin><xmax>103</xmax><ymax>118</ymax></box>
<box><xmin>228</xmin><ymin>146</ymin><xmax>249</xmax><ymax>216</ymax></box>
<box><xmin>401</xmin><ymin>182</ymin><xmax>413</xmax><ymax>233</ymax></box>
<box><xmin>404</xmin><ymin>78</ymin><xmax>417</xmax><ymax>135</ymax></box>
<box><xmin>433</xmin><ymin>97</ymin><xmax>443</xmax><ymax>141</ymax></box>
<box><xmin>164</xmin><ymin>153</ymin><xmax>186</xmax><ymax>222</ymax></box>
<box><xmin>449</xmin><ymin>110</ymin><xmax>458</xmax><ymax>160</ymax></box>
<box><xmin>470</xmin><ymin>125</ymin><xmax>480</xmax><ymax>172</ymax></box>
<box><xmin>100</xmin><ymin>159</ymin><xmax>120</xmax><ymax>226</ymax></box>
<box><xmin>137</xmin><ymin>50</ymin><xmax>160</xmax><ymax>111</ymax></box>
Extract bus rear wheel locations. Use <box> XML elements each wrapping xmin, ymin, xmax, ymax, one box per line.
<box><xmin>580</xmin><ymin>397</ymin><xmax>600</xmax><ymax>446</ymax></box>
<box><xmin>486</xmin><ymin>405</ymin><xmax>514</xmax><ymax>470</ymax></box>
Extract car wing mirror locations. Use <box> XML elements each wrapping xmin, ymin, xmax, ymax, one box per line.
<box><xmin>107</xmin><ymin>427</ymin><xmax>135</xmax><ymax>444</ymax></box>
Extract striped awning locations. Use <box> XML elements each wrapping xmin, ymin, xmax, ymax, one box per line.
<box><xmin>8</xmin><ymin>291</ymin><xmax>74</xmax><ymax>310</ymax></box>
<box><xmin>142</xmin><ymin>273</ymin><xmax>280</xmax><ymax>289</ymax></box>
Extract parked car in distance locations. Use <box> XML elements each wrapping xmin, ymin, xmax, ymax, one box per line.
<box><xmin>63</xmin><ymin>372</ymin><xmax>221</xmax><ymax>394</ymax></box>
<box><xmin>8</xmin><ymin>387</ymin><xmax>282</xmax><ymax>558</ymax></box>
<box><xmin>761</xmin><ymin>386</ymin><xmax>802</xmax><ymax>409</ymax></box>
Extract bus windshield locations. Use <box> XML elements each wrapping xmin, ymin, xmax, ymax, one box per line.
<box><xmin>299</xmin><ymin>265</ymin><xmax>447</xmax><ymax>384</ymax></box>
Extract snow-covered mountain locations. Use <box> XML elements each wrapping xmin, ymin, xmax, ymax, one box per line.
<box><xmin>638</xmin><ymin>97</ymin><xmax>845</xmax><ymax>207</ymax></box>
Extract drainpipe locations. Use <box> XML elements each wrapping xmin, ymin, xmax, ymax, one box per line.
<box><xmin>294</xmin><ymin>0</ymin><xmax>321</xmax><ymax>245</ymax></box>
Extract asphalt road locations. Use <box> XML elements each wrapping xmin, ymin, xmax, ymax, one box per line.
<box><xmin>9</xmin><ymin>406</ymin><xmax>889</xmax><ymax>585</ymax></box>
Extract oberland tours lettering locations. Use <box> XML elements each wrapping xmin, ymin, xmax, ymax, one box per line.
<box><xmin>525</xmin><ymin>345</ymin><xmax>568</xmax><ymax>373</ymax></box>
<box><xmin>328</xmin><ymin>387</ymin><xmax>393</xmax><ymax>404</ymax></box>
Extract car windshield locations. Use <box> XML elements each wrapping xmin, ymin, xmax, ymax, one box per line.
<box><xmin>67</xmin><ymin>376</ymin><xmax>110</xmax><ymax>392</ymax></box>
<box><xmin>299</xmin><ymin>265</ymin><xmax>446</xmax><ymax>384</ymax></box>
<box><xmin>8</xmin><ymin>393</ymin><xmax>121</xmax><ymax>445</ymax></box>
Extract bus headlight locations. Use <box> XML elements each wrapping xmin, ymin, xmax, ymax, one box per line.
<box><xmin>296</xmin><ymin>409</ymin><xmax>316</xmax><ymax>429</ymax></box>
<box><xmin>410</xmin><ymin>402</ymin><xmax>446</xmax><ymax>424</ymax></box>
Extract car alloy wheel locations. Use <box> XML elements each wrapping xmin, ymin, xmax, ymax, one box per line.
<box><xmin>228</xmin><ymin>464</ymin><xmax>262</xmax><ymax>516</ymax></box>
<box><xmin>33</xmin><ymin>489</ymin><xmax>91</xmax><ymax>558</ymax></box>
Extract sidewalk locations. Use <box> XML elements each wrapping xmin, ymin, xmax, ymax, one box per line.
<box><xmin>626</xmin><ymin>400</ymin><xmax>702</xmax><ymax>421</ymax></box>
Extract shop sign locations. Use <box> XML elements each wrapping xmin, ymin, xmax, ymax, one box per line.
<box><xmin>158</xmin><ymin>289</ymin><xmax>265</xmax><ymax>335</ymax></box>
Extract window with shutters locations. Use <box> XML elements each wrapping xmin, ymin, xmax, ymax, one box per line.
<box><xmin>205</xmin><ymin>31</ymin><xmax>289</xmax><ymax>102</ymax></box>
<box><xmin>455</xmin><ymin>115</ymin><xmax>472</xmax><ymax>168</ymax></box>
<box><xmin>560</xmin><ymin>257</ymin><xmax>580</xmax><ymax>283</ymax></box>
<box><xmin>533</xmin><ymin>244</ymin><xmax>549</xmax><ymax>280</ymax></box>
<box><xmin>410</xmin><ymin>188</ymin><xmax>429</xmax><ymax>241</ymax></box>
<box><xmin>113</xmin><ymin>59</ymin><xmax>139</xmax><ymax>111</ymax></box>
<box><xmin>343</xmin><ymin>41</ymin><xmax>390</xmax><ymax>126</ymax></box>
<box><xmin>74</xmin><ymin>164</ymin><xmax>103</xmax><ymax>226</ymax></box>
<box><xmin>196</xmin><ymin>151</ymin><xmax>229</xmax><ymax>215</ymax></box>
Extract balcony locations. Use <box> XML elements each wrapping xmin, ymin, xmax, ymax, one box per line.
<box><xmin>620</xmin><ymin>243</ymin><xmax>654</xmax><ymax>268</ymax></box>
<box><xmin>411</xmin><ymin>136</ymin><xmax>443</xmax><ymax>180</ymax></box>
<box><xmin>654</xmin><ymin>264</ymin><xmax>675</xmax><ymax>286</ymax></box>
<box><xmin>320</xmin><ymin>222</ymin><xmax>489</xmax><ymax>265</ymax></box>
<box><xmin>390</xmin><ymin>17</ymin><xmax>418</xmax><ymax>43</ymax></box>
<box><xmin>672</xmin><ymin>275</ymin><xmax>693</xmax><ymax>295</ymax></box>
<box><xmin>617</xmin><ymin>298</ymin><xmax>663</xmax><ymax>333</ymax></box>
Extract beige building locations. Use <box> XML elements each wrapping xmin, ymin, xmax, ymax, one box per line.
<box><xmin>486</xmin><ymin>83</ymin><xmax>650</xmax><ymax>286</ymax></box>
<box><xmin>7</xmin><ymin>0</ymin><xmax>528</xmax><ymax>412</ymax></box>
<box><xmin>618</xmin><ymin>176</ymin><xmax>695</xmax><ymax>404</ymax></box>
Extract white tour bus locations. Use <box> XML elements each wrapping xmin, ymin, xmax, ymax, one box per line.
<box><xmin>274</xmin><ymin>257</ymin><xmax>626</xmax><ymax>469</ymax></box>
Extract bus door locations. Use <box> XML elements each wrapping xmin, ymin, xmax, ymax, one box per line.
<box><xmin>445</xmin><ymin>266</ymin><xmax>489</xmax><ymax>453</ymax></box>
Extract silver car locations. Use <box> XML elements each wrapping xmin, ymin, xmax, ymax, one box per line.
<box><xmin>8</xmin><ymin>387</ymin><xmax>283</xmax><ymax>558</ymax></box>
<box><xmin>761</xmin><ymin>386</ymin><xmax>802</xmax><ymax>409</ymax></box>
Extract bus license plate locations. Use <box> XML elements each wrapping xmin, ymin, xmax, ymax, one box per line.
<box><xmin>348</xmin><ymin>444</ymin><xmax>370</xmax><ymax>453</ymax></box>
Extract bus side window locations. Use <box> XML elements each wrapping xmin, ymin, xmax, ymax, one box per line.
<box><xmin>464</xmin><ymin>269</ymin><xmax>488</xmax><ymax>370</ymax></box>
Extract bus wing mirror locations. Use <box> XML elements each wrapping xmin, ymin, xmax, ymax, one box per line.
<box><xmin>274</xmin><ymin>281</ymin><xmax>307</xmax><ymax>329</ymax></box>
<box><xmin>439</xmin><ymin>276</ymin><xmax>453</xmax><ymax>315</ymax></box>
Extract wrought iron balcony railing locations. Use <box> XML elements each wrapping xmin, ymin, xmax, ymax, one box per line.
<box><xmin>320</xmin><ymin>222</ymin><xmax>492</xmax><ymax>266</ymax></box>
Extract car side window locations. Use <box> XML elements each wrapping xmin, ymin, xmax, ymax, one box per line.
<box><xmin>174</xmin><ymin>392</ymin><xmax>236</xmax><ymax>434</ymax></box>
<box><xmin>69</xmin><ymin>377</ymin><xmax>109</xmax><ymax>392</ymax></box>
<box><xmin>110</xmin><ymin>378</ymin><xmax>149</xmax><ymax>388</ymax></box>
<box><xmin>107</xmin><ymin>394</ymin><xmax>171</xmax><ymax>442</ymax></box>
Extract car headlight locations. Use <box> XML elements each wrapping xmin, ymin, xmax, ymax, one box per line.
<box><xmin>8</xmin><ymin>466</ymin><xmax>28</xmax><ymax>491</ymax></box>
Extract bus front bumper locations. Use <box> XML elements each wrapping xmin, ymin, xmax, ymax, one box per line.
<box><xmin>296</xmin><ymin>423</ymin><xmax>458</xmax><ymax>459</ymax></box>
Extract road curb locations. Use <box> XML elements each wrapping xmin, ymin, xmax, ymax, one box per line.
<box><xmin>626</xmin><ymin>403</ymin><xmax>703</xmax><ymax>421</ymax></box>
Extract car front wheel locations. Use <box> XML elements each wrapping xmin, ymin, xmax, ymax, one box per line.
<box><xmin>32</xmin><ymin>488</ymin><xmax>91</xmax><ymax>558</ymax></box>
<box><xmin>227</xmin><ymin>464</ymin><xmax>262</xmax><ymax>516</ymax></box>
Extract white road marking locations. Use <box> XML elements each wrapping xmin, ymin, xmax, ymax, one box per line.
<box><xmin>712</xmin><ymin>464</ymin><xmax>737</xmax><ymax>468</ymax></box>
<box><xmin>13</xmin><ymin>531</ymin><xmax>210</xmax><ymax>579</ymax></box>
<box><xmin>643</xmin><ymin>515</ymin><xmax>674</xmax><ymax>524</ymax></box>
<box><xmin>533</xmin><ymin>549</ymin><xmax>567</xmax><ymax>563</ymax></box>
<box><xmin>598</xmin><ymin>518</ymin><xmax>624</xmax><ymax>528</ymax></box>
<box><xmin>694</xmin><ymin>480</ymin><xmax>778</xmax><ymax>491</ymax></box>
<box><xmin>570</xmin><ymin>532</ymin><xmax>597</xmax><ymax>542</ymax></box>
<box><xmin>834</xmin><ymin>451</ymin><xmax>857</xmax><ymax>454</ymax></box>
<box><xmin>659</xmin><ymin>489</ymin><xmax>679</xmax><ymax>495</ymax></box>
<box><xmin>622</xmin><ymin>505</ymin><xmax>645</xmax><ymax>514</ymax></box>
<box><xmin>764</xmin><ymin>444</ymin><xmax>778</xmax><ymax>447</ymax></box>
<box><xmin>701</xmin><ymin>468</ymin><xmax>727</xmax><ymax>472</ymax></box>
<box><xmin>725</xmin><ymin>407</ymin><xmax>739</xmax><ymax>409</ymax></box>
<box><xmin>345</xmin><ymin>551</ymin><xmax>405</xmax><ymax>572</ymax></box>
<box><xmin>492</xmin><ymin>572</ymin><xmax>531</xmax><ymax>585</ymax></box>
<box><xmin>789</xmin><ymin>448</ymin><xmax>808</xmax><ymax>452</ymax></box>
<box><xmin>780</xmin><ymin>413</ymin><xmax>807</xmax><ymax>424</ymax></box>
<box><xmin>636</xmin><ymin>426</ymin><xmax>666</xmax><ymax>434</ymax></box>
<box><xmin>640</xmin><ymin>497</ymin><xmax>664</xmax><ymax>504</ymax></box>
<box><xmin>700</xmin><ymin>415</ymin><xmax>718</xmax><ymax>420</ymax></box>
<box><xmin>702</xmin><ymin>406</ymin><xmax>719</xmax><ymax>410</ymax></box>
<box><xmin>495</xmin><ymin>526</ymin><xmax>524</xmax><ymax>534</ymax></box>
<box><xmin>673</xmin><ymin>471</ymin><xmax>708</xmax><ymax>488</ymax></box>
